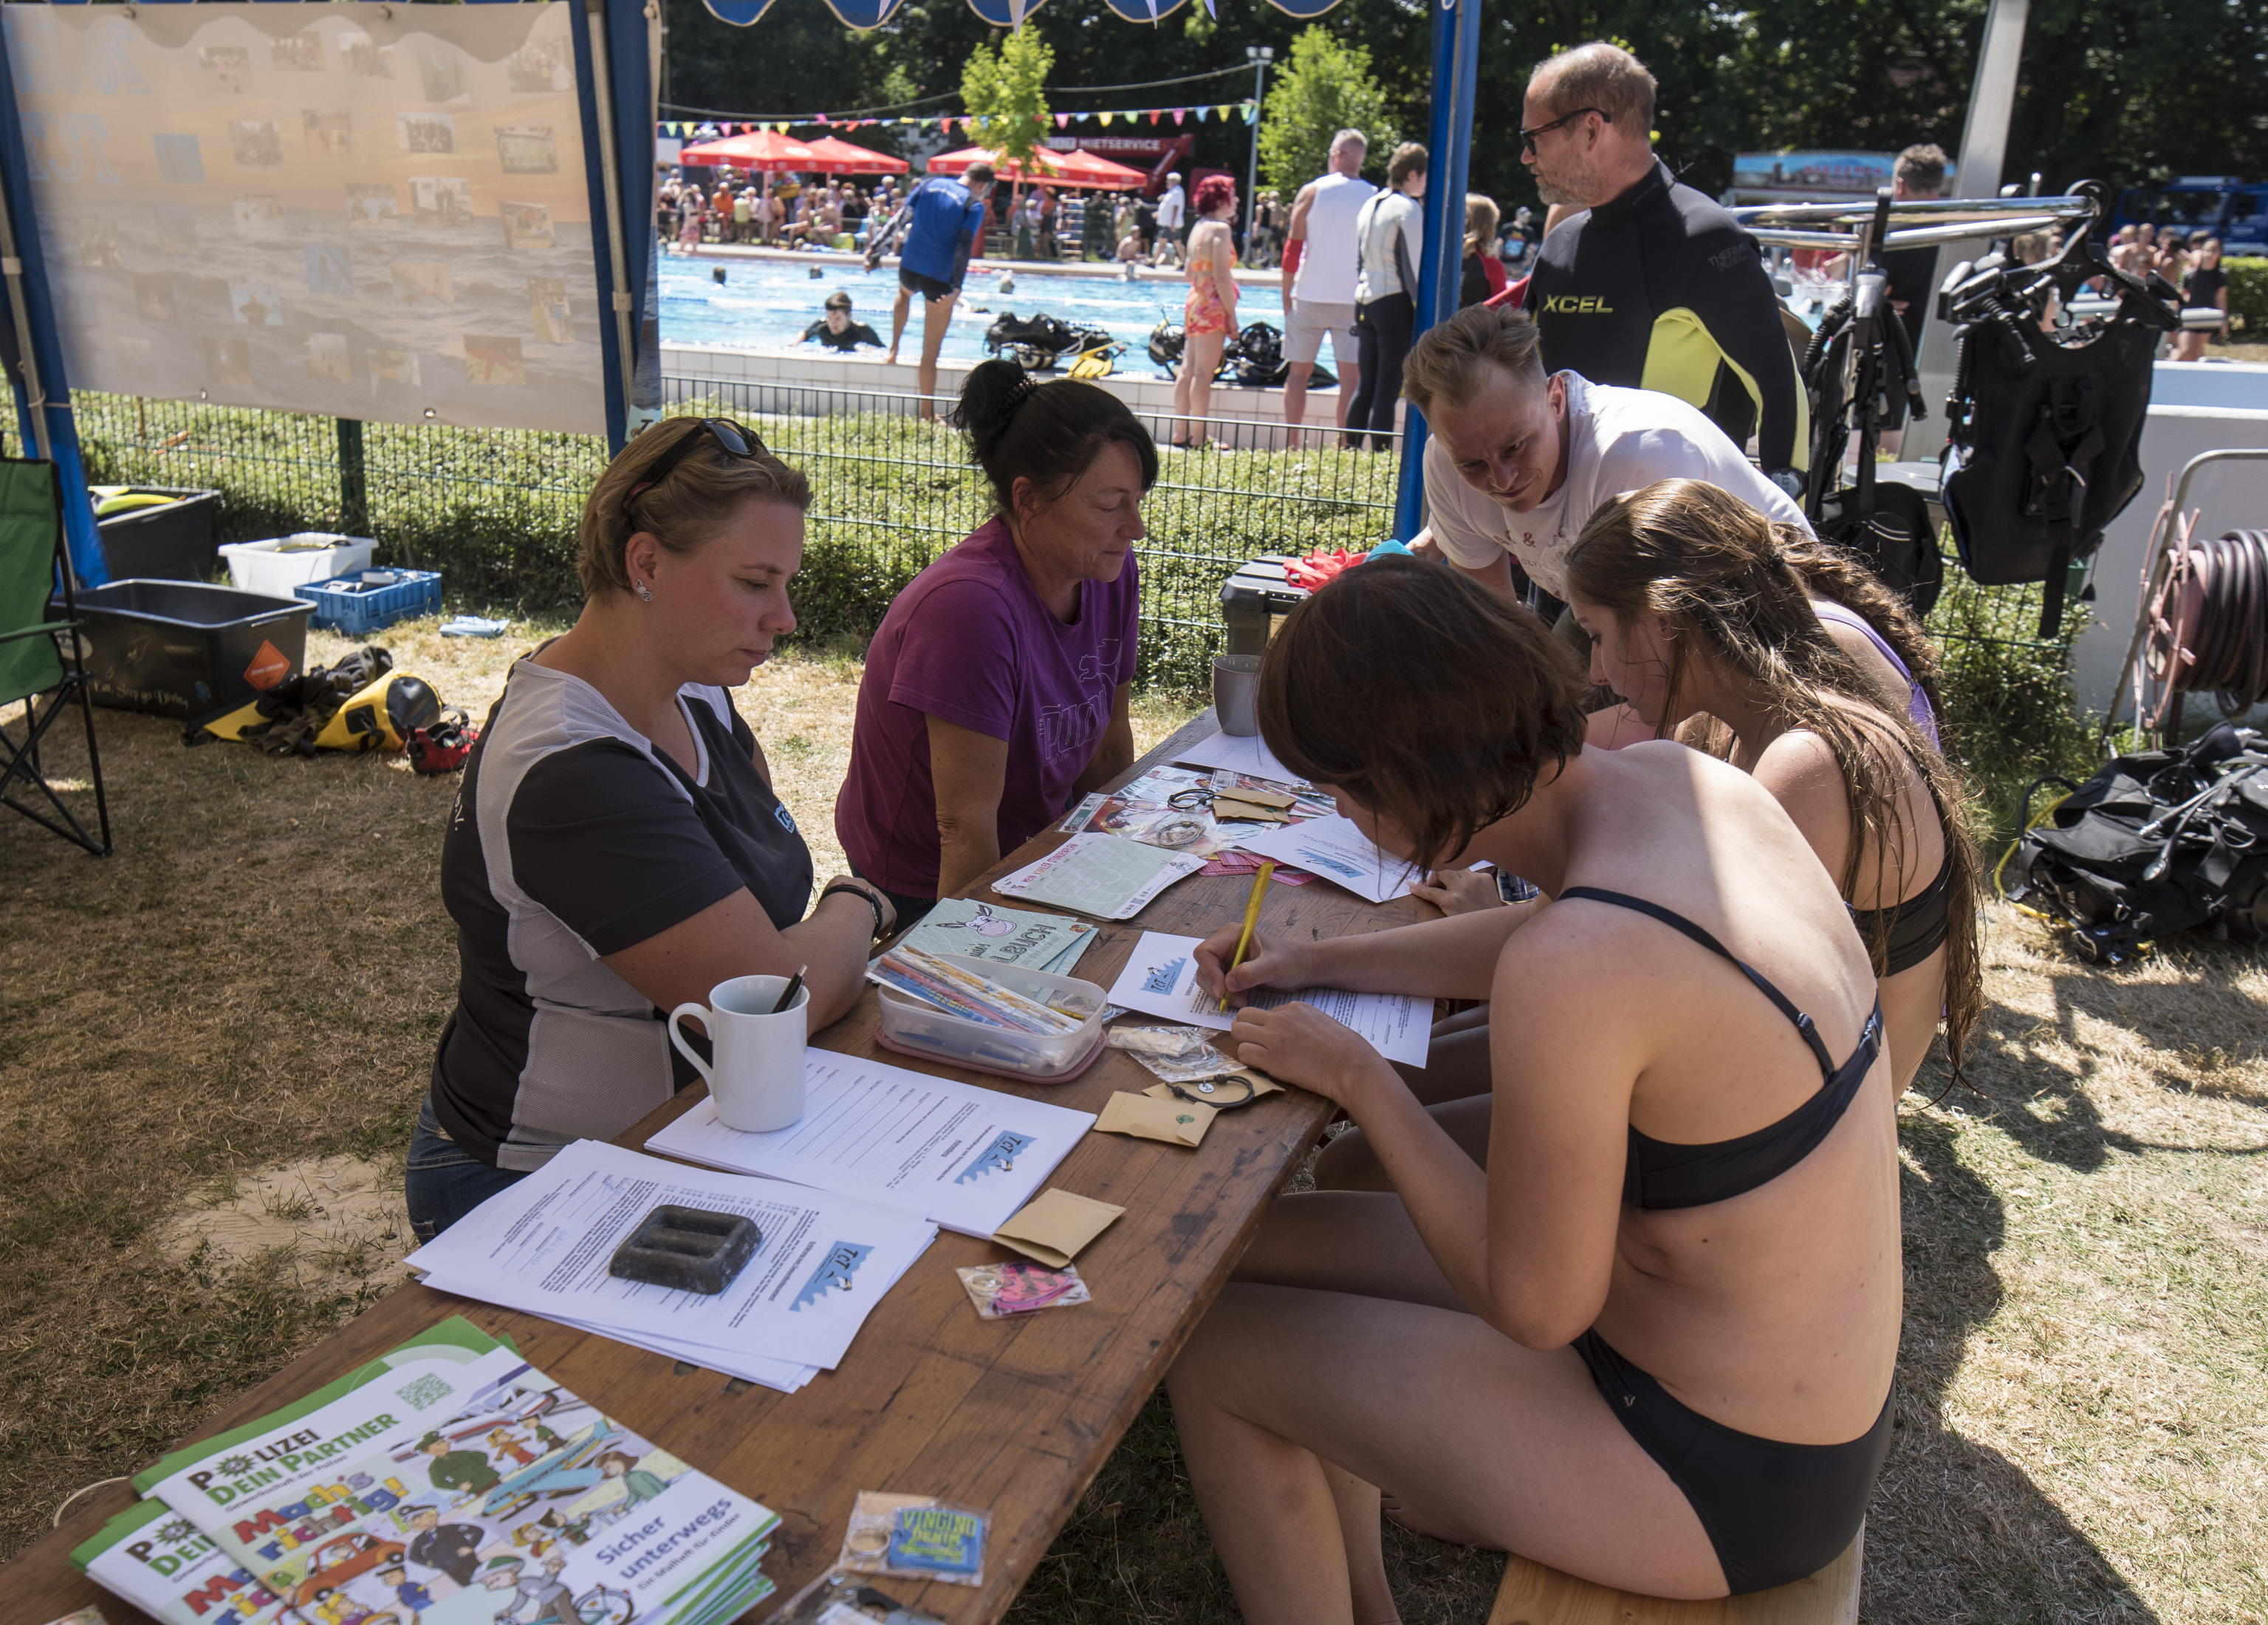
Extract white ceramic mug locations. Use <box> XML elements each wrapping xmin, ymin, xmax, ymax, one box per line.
<box><xmin>668</xmin><ymin>974</ymin><xmax>809</xmax><ymax>1133</ymax></box>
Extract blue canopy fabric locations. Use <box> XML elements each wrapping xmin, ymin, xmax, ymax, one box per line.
<box><xmin>701</xmin><ymin>0</ymin><xmax>908</xmax><ymax>29</ymax></box>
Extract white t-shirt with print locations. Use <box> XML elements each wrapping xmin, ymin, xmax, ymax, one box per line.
<box><xmin>1423</xmin><ymin>372</ymin><xmax>1811</xmax><ymax>601</ymax></box>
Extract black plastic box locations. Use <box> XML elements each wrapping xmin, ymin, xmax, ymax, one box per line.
<box><xmin>53</xmin><ymin>579</ymin><xmax>312</xmax><ymax>718</ymax></box>
<box><xmin>1219</xmin><ymin>556</ymin><xmax>1310</xmax><ymax>657</ymax></box>
<box><xmin>94</xmin><ymin>487</ymin><xmax>222</xmax><ymax>581</ymax></box>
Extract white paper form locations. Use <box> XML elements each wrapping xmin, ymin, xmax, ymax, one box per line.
<box><xmin>990</xmin><ymin>832</ymin><xmax>1207</xmax><ymax>920</ymax></box>
<box><xmin>1233</xmin><ymin>814</ymin><xmax>1424</xmax><ymax>905</ymax></box>
<box><xmin>1170</xmin><ymin>728</ymin><xmax>1312</xmax><ymax>786</ymax></box>
<box><xmin>648</xmin><ymin>1050</ymin><xmax>1097</xmax><ymax>1238</ymax></box>
<box><xmin>402</xmin><ymin>1140</ymin><xmax>936</xmax><ymax>1375</ymax></box>
<box><xmin>1103</xmin><ymin>932</ymin><xmax>1432</xmax><ymax>1067</ymax></box>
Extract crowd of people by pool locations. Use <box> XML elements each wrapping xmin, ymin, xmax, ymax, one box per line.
<box><xmin>405</xmin><ymin>40</ymin><xmax>2008</xmax><ymax>1615</ymax></box>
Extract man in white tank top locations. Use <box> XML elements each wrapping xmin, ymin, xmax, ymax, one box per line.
<box><xmin>1280</xmin><ymin>129</ymin><xmax>1377</xmax><ymax>442</ymax></box>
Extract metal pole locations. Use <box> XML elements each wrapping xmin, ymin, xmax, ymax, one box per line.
<box><xmin>586</xmin><ymin>0</ymin><xmax>638</xmax><ymax>444</ymax></box>
<box><xmin>1394</xmin><ymin>0</ymin><xmax>1479</xmax><ymax>539</ymax></box>
<box><xmin>336</xmin><ymin>418</ymin><xmax>369</xmax><ymax>536</ymax></box>
<box><xmin>0</xmin><ymin>189</ymin><xmax>51</xmax><ymax>463</ymax></box>
<box><xmin>1905</xmin><ymin>0</ymin><xmax>2032</xmax><ymax>462</ymax></box>
<box><xmin>1243</xmin><ymin>48</ymin><xmax>1271</xmax><ymax>249</ymax></box>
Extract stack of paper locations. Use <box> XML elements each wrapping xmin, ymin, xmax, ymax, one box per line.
<box><xmin>894</xmin><ymin>897</ymin><xmax>1099</xmax><ymax>977</ymax></box>
<box><xmin>649</xmin><ymin>1048</ymin><xmax>1099</xmax><ymax>1239</ymax></box>
<box><xmin>1103</xmin><ymin>931</ymin><xmax>1432</xmax><ymax>1067</ymax></box>
<box><xmin>74</xmin><ymin>1319</ymin><xmax>782</xmax><ymax>1625</ymax></box>
<box><xmin>402</xmin><ymin>1140</ymin><xmax>937</xmax><ymax>1393</ymax></box>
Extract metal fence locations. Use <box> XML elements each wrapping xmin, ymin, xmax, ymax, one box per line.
<box><xmin>69</xmin><ymin>380</ymin><xmax>1402</xmax><ymax>690</ymax></box>
<box><xmin>662</xmin><ymin>376</ymin><xmax>1401</xmax><ymax>687</ymax></box>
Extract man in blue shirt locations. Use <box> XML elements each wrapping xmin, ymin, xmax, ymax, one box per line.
<box><xmin>865</xmin><ymin>162</ymin><xmax>996</xmax><ymax>419</ymax></box>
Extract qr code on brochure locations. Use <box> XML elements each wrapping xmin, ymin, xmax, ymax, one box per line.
<box><xmin>393</xmin><ymin>1371</ymin><xmax>455</xmax><ymax>1412</ymax></box>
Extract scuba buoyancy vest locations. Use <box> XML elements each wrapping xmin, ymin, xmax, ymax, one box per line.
<box><xmin>1936</xmin><ymin>193</ymin><xmax>2178</xmax><ymax>636</ymax></box>
<box><xmin>2001</xmin><ymin>722</ymin><xmax>2268</xmax><ymax>963</ymax></box>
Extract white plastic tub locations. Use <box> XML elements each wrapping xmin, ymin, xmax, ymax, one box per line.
<box><xmin>874</xmin><ymin>952</ymin><xmax>1107</xmax><ymax>1078</ymax></box>
<box><xmin>219</xmin><ymin>533</ymin><xmax>376</xmax><ymax>596</ymax></box>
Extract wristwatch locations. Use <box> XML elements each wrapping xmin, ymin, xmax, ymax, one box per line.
<box><xmin>823</xmin><ymin>880</ymin><xmax>889</xmax><ymax>940</ymax></box>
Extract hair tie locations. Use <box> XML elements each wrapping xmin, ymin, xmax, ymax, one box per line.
<box><xmin>1004</xmin><ymin>374</ymin><xmax>1041</xmax><ymax>415</ymax></box>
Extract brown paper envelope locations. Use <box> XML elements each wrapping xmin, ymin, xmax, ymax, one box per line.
<box><xmin>1097</xmin><ymin>1090</ymin><xmax>1214</xmax><ymax>1147</ymax></box>
<box><xmin>1220</xmin><ymin>786</ymin><xmax>1297</xmax><ymax>808</ymax></box>
<box><xmin>1142</xmin><ymin>1069</ymin><xmax>1284</xmax><ymax>1106</ymax></box>
<box><xmin>992</xmin><ymin>1188</ymin><xmax>1127</xmax><ymax>1268</ymax></box>
<box><xmin>1213</xmin><ymin>798</ymin><xmax>1290</xmax><ymax>823</ymax></box>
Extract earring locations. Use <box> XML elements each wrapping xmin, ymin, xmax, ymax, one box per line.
<box><xmin>635</xmin><ymin>581</ymin><xmax>653</xmax><ymax>603</ymax></box>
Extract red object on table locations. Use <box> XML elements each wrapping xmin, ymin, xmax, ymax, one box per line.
<box><xmin>1284</xmin><ymin>548</ymin><xmax>1368</xmax><ymax>591</ymax></box>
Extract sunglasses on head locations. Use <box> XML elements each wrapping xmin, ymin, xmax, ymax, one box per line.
<box><xmin>1519</xmin><ymin>106</ymin><xmax>1608</xmax><ymax>156</ymax></box>
<box><xmin>628</xmin><ymin>417</ymin><xmax>767</xmax><ymax>498</ymax></box>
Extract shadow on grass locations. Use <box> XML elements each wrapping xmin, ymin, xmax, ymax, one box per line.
<box><xmin>1964</xmin><ymin>943</ymin><xmax>2268</xmax><ymax>1174</ymax></box>
<box><xmin>1871</xmin><ymin>1109</ymin><xmax>2161</xmax><ymax>1624</ymax></box>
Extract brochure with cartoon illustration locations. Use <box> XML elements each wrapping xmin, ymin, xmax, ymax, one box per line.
<box><xmin>893</xmin><ymin>897</ymin><xmax>1100</xmax><ymax>977</ymax></box>
<box><xmin>402</xmin><ymin>1140</ymin><xmax>939</xmax><ymax>1378</ymax></box>
<box><xmin>150</xmin><ymin>1349</ymin><xmax>779</xmax><ymax>1625</ymax></box>
<box><xmin>72</xmin><ymin>1494</ymin><xmax>300</xmax><ymax>1625</ymax></box>
<box><xmin>130</xmin><ymin>1316</ymin><xmax>515</xmax><ymax>1498</ymax></box>
<box><xmin>647</xmin><ymin>1048</ymin><xmax>1097</xmax><ymax>1237</ymax></box>
<box><xmin>143</xmin><ymin>1347</ymin><xmax>535</xmax><ymax>1562</ymax></box>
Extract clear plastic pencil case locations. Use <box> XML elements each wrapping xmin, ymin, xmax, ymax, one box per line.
<box><xmin>873</xmin><ymin>951</ymin><xmax>1109</xmax><ymax>1079</ymax></box>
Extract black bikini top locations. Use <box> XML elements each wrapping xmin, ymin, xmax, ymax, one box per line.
<box><xmin>1560</xmin><ymin>887</ymin><xmax>1883</xmax><ymax>1212</ymax></box>
<box><xmin>1848</xmin><ymin>845</ymin><xmax>1953</xmax><ymax>976</ymax></box>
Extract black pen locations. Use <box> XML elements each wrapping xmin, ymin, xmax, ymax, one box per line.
<box><xmin>772</xmin><ymin>965</ymin><xmax>807</xmax><ymax>1014</ymax></box>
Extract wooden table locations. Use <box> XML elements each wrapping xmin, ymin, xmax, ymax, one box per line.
<box><xmin>5</xmin><ymin>713</ymin><xmax>1434</xmax><ymax>1625</ymax></box>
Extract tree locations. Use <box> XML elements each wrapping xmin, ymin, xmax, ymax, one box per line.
<box><xmin>1258</xmin><ymin>26</ymin><xmax>1402</xmax><ymax>197</ymax></box>
<box><xmin>962</xmin><ymin>24</ymin><xmax>1054</xmax><ymax>174</ymax></box>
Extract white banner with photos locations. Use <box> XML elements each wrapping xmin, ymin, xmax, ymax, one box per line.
<box><xmin>1</xmin><ymin>1</ymin><xmax>606</xmax><ymax>433</ymax></box>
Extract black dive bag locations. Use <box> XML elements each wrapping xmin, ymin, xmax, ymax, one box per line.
<box><xmin>2001</xmin><ymin>723</ymin><xmax>2268</xmax><ymax>963</ymax></box>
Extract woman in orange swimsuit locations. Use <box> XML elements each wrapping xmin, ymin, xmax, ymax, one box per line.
<box><xmin>1173</xmin><ymin>176</ymin><xmax>1241</xmax><ymax>450</ymax></box>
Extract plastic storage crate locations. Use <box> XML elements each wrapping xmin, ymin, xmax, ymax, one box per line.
<box><xmin>219</xmin><ymin>533</ymin><xmax>376</xmax><ymax>597</ymax></box>
<box><xmin>1219</xmin><ymin>556</ymin><xmax>1310</xmax><ymax>657</ymax></box>
<box><xmin>294</xmin><ymin>569</ymin><xmax>442</xmax><ymax>634</ymax></box>
<box><xmin>93</xmin><ymin>488</ymin><xmax>222</xmax><ymax>581</ymax></box>
<box><xmin>52</xmin><ymin>579</ymin><xmax>311</xmax><ymax>717</ymax></box>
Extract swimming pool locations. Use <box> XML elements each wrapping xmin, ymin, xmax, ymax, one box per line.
<box><xmin>659</xmin><ymin>251</ymin><xmax>1220</xmax><ymax>379</ymax></box>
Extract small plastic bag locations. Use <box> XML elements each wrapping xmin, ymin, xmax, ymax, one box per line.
<box><xmin>837</xmin><ymin>1491</ymin><xmax>990</xmax><ymax>1587</ymax></box>
<box><xmin>768</xmin><ymin>1567</ymin><xmax>944</xmax><ymax>1625</ymax></box>
<box><xmin>956</xmin><ymin>1259</ymin><xmax>1092</xmax><ymax>1319</ymax></box>
<box><xmin>1107</xmin><ymin>1024</ymin><xmax>1241</xmax><ymax>1084</ymax></box>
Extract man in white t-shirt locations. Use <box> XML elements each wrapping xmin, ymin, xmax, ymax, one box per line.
<box><xmin>1154</xmin><ymin>171</ymin><xmax>1187</xmax><ymax>267</ymax></box>
<box><xmin>1405</xmin><ymin>302</ymin><xmax>1809</xmax><ymax>629</ymax></box>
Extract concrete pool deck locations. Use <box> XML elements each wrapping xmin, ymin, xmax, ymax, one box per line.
<box><xmin>661</xmin><ymin>244</ymin><xmax>1405</xmax><ymax>450</ymax></box>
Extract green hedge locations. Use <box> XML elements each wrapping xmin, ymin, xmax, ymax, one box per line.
<box><xmin>2224</xmin><ymin>257</ymin><xmax>2267</xmax><ymax>336</ymax></box>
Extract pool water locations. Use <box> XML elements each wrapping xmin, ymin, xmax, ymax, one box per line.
<box><xmin>659</xmin><ymin>251</ymin><xmax>1219</xmax><ymax>378</ymax></box>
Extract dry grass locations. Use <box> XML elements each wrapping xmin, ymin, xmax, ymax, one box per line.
<box><xmin>4</xmin><ymin>626</ymin><xmax>2267</xmax><ymax>1625</ymax></box>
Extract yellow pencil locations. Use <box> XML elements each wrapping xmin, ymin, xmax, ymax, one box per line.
<box><xmin>1218</xmin><ymin>862</ymin><xmax>1276</xmax><ymax>1011</ymax></box>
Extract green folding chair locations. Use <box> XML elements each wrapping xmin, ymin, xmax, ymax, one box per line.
<box><xmin>0</xmin><ymin>456</ymin><xmax>111</xmax><ymax>855</ymax></box>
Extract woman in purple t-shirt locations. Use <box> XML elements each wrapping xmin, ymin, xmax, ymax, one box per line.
<box><xmin>837</xmin><ymin>361</ymin><xmax>1157</xmax><ymax>923</ymax></box>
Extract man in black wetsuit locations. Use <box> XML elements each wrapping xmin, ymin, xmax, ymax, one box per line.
<box><xmin>1517</xmin><ymin>42</ymin><xmax>1808</xmax><ymax>485</ymax></box>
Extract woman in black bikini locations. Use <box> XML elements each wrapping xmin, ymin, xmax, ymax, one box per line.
<box><xmin>1171</xmin><ymin>554</ymin><xmax>1899</xmax><ymax>1613</ymax></box>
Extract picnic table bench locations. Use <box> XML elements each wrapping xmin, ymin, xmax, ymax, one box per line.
<box><xmin>4</xmin><ymin>710</ymin><xmax>1436</xmax><ymax>1624</ymax></box>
